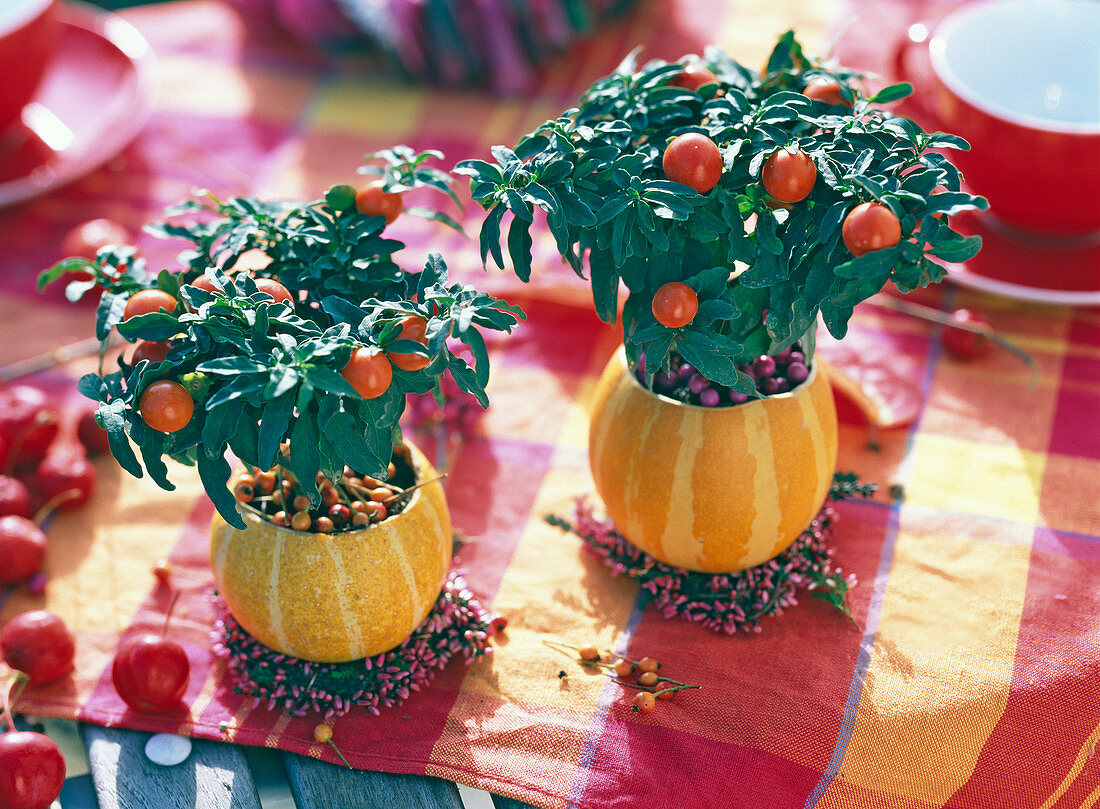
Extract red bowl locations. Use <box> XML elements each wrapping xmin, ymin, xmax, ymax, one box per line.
<box><xmin>0</xmin><ymin>0</ymin><xmax>58</xmax><ymax>136</ymax></box>
<box><xmin>911</xmin><ymin>0</ymin><xmax>1100</xmax><ymax>237</ymax></box>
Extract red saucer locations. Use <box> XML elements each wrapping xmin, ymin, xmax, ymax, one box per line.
<box><xmin>0</xmin><ymin>1</ymin><xmax>154</xmax><ymax>207</ymax></box>
<box><xmin>946</xmin><ymin>211</ymin><xmax>1100</xmax><ymax>306</ymax></box>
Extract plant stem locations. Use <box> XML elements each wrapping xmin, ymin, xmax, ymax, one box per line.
<box><xmin>381</xmin><ymin>474</ymin><xmax>448</xmax><ymax>506</ymax></box>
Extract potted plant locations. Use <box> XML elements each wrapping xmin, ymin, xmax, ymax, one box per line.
<box><xmin>458</xmin><ymin>33</ymin><xmax>986</xmax><ymax>573</ymax></box>
<box><xmin>40</xmin><ymin>147</ymin><xmax>524</xmax><ymax>662</ymax></box>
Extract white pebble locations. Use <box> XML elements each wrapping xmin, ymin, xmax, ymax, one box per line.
<box><xmin>145</xmin><ymin>733</ymin><xmax>192</xmax><ymax>766</ymax></box>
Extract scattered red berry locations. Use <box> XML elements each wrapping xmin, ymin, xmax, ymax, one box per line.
<box><xmin>0</xmin><ymin>386</ymin><xmax>60</xmax><ymax>469</ymax></box>
<box><xmin>632</xmin><ymin>692</ymin><xmax>657</xmax><ymax>713</ymax></box>
<box><xmin>637</xmin><ymin>657</ymin><xmax>661</xmax><ymax>674</ymax></box>
<box><xmin>0</xmin><ymin>516</ymin><xmax>47</xmax><ymax>585</ymax></box>
<box><xmin>578</xmin><ymin>645</ymin><xmax>600</xmax><ymax>662</ymax></box>
<box><xmin>0</xmin><ymin>611</ymin><xmax>75</xmax><ymax>685</ymax></box>
<box><xmin>75</xmin><ymin>408</ymin><xmax>110</xmax><ymax>456</ymax></box>
<box><xmin>0</xmin><ymin>731</ymin><xmax>66</xmax><ymax>809</ymax></box>
<box><xmin>0</xmin><ymin>476</ymin><xmax>32</xmax><ymax>518</ymax></box>
<box><xmin>613</xmin><ymin>659</ymin><xmax>634</xmax><ymax>678</ymax></box>
<box><xmin>942</xmin><ymin>309</ymin><xmax>994</xmax><ymax>359</ymax></box>
<box><xmin>35</xmin><ymin>449</ymin><xmax>96</xmax><ymax>510</ymax></box>
<box><xmin>111</xmin><ymin>634</ymin><xmax>190</xmax><ymax>713</ymax></box>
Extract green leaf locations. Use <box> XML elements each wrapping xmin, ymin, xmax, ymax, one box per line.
<box><xmin>257</xmin><ymin>394</ymin><xmax>293</xmax><ymax>467</ymax></box>
<box><xmin>589</xmin><ymin>250</ymin><xmax>620</xmax><ymax>323</ymax></box>
<box><xmin>202</xmin><ymin>397</ymin><xmax>246</xmax><ymax>460</ymax></box>
<box><xmin>868</xmin><ymin>82</ymin><xmax>913</xmax><ymax>104</ymax></box>
<box><xmin>101</xmin><ymin>400</ymin><xmax>143</xmax><ymax>478</ymax></box>
<box><xmin>479</xmin><ymin>206</ymin><xmax>506</xmax><ymax>269</ymax></box>
<box><xmin>834</xmin><ymin>248</ymin><xmax>899</xmax><ymax>279</ymax></box>
<box><xmin>506</xmin><ymin>217</ymin><xmax>534</xmax><ymax>282</ymax></box>
<box><xmin>929</xmin><ymin>234</ymin><xmax>982</xmax><ymax>262</ymax></box>
<box><xmin>198</xmin><ymin>451</ymin><xmax>243</xmax><ymax>528</ymax></box>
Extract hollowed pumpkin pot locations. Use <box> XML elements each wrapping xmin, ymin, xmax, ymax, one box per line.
<box><xmin>210</xmin><ymin>442</ymin><xmax>451</xmax><ymax>663</ymax></box>
<box><xmin>588</xmin><ymin>349</ymin><xmax>838</xmax><ymax>573</ymax></box>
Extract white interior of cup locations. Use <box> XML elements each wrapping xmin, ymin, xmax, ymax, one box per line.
<box><xmin>0</xmin><ymin>0</ymin><xmax>52</xmax><ymax>38</ymax></box>
<box><xmin>931</xmin><ymin>0</ymin><xmax>1100</xmax><ymax>132</ymax></box>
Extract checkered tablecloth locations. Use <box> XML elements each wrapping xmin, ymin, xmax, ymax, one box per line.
<box><xmin>2</xmin><ymin>2</ymin><xmax>1098</xmax><ymax>807</ymax></box>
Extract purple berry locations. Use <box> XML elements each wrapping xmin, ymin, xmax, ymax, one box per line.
<box><xmin>788</xmin><ymin>351</ymin><xmax>805</xmax><ymax>365</ymax></box>
<box><xmin>729</xmin><ymin>390</ymin><xmax>749</xmax><ymax>405</ymax></box>
<box><xmin>688</xmin><ymin>373</ymin><xmax>708</xmax><ymax>394</ymax></box>
<box><xmin>760</xmin><ymin>377</ymin><xmax>784</xmax><ymax>395</ymax></box>
<box><xmin>699</xmin><ymin>388</ymin><xmax>720</xmax><ymax>407</ymax></box>
<box><xmin>787</xmin><ymin>361</ymin><xmax>809</xmax><ymax>384</ymax></box>
<box><xmin>655</xmin><ymin>371</ymin><xmax>677</xmax><ymax>389</ymax></box>
<box><xmin>772</xmin><ymin>378</ymin><xmax>791</xmax><ymax>394</ymax></box>
<box><xmin>677</xmin><ymin>362</ymin><xmax>695</xmax><ymax>380</ymax></box>
<box><xmin>773</xmin><ymin>348</ymin><xmax>792</xmax><ymax>364</ymax></box>
<box><xmin>752</xmin><ymin>355</ymin><xmax>776</xmax><ymax>378</ymax></box>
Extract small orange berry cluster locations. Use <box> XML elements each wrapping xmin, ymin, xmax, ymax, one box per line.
<box><xmin>231</xmin><ymin>448</ymin><xmax>420</xmax><ymax>534</ymax></box>
<box><xmin>549</xmin><ymin>641</ymin><xmax>700</xmax><ymax>715</ymax></box>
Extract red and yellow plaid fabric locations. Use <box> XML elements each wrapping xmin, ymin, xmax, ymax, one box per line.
<box><xmin>1</xmin><ymin>2</ymin><xmax>1097</xmax><ymax>807</ymax></box>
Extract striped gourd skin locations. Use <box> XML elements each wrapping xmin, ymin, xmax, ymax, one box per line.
<box><xmin>589</xmin><ymin>349</ymin><xmax>838</xmax><ymax>573</ymax></box>
<box><xmin>210</xmin><ymin>442</ymin><xmax>451</xmax><ymax>663</ymax></box>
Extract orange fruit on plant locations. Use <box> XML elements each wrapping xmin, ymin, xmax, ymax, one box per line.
<box><xmin>123</xmin><ymin>289</ymin><xmax>177</xmax><ymax>320</ymax></box>
<box><xmin>341</xmin><ymin>347</ymin><xmax>392</xmax><ymax>399</ymax></box>
<box><xmin>662</xmin><ymin>133</ymin><xmax>722</xmax><ymax>194</ymax></box>
<box><xmin>139</xmin><ymin>380</ymin><xmax>194</xmax><ymax>433</ymax></box>
<box><xmin>386</xmin><ymin>316</ymin><xmax>432</xmax><ymax>372</ymax></box>
<box><xmin>253</xmin><ymin>277</ymin><xmax>293</xmax><ymax>305</ymax></box>
<box><xmin>761</xmin><ymin>147</ymin><xmax>817</xmax><ymax>204</ymax></box>
<box><xmin>355</xmin><ymin>180</ymin><xmax>403</xmax><ymax>224</ymax></box>
<box><xmin>802</xmin><ymin>78</ymin><xmax>851</xmax><ymax>107</ymax></box>
<box><xmin>669</xmin><ymin>64</ymin><xmax>717</xmax><ymax>92</ymax></box>
<box><xmin>842</xmin><ymin>202</ymin><xmax>902</xmax><ymax>257</ymax></box>
<box><xmin>651</xmin><ymin>282</ymin><xmax>698</xmax><ymax>328</ymax></box>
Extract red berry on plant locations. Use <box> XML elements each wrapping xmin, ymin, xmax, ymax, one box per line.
<box><xmin>253</xmin><ymin>277</ymin><xmax>293</xmax><ymax>305</ymax></box>
<box><xmin>0</xmin><ymin>610</ymin><xmax>75</xmax><ymax>685</ymax></box>
<box><xmin>111</xmin><ymin>634</ymin><xmax>190</xmax><ymax>713</ymax></box>
<box><xmin>652</xmin><ymin>282</ymin><xmax>698</xmax><ymax>328</ymax></box>
<box><xmin>139</xmin><ymin>381</ymin><xmax>194</xmax><ymax>433</ymax></box>
<box><xmin>354</xmin><ymin>180</ymin><xmax>403</xmax><ymax>224</ymax></box>
<box><xmin>842</xmin><ymin>202</ymin><xmax>901</xmax><ymax>257</ymax></box>
<box><xmin>761</xmin><ymin>147</ymin><xmax>817</xmax><ymax>204</ymax></box>
<box><xmin>662</xmin><ymin>133</ymin><xmax>723</xmax><ymax>194</ymax></box>
<box><xmin>386</xmin><ymin>316</ymin><xmax>432</xmax><ymax>372</ymax></box>
<box><xmin>341</xmin><ymin>347</ymin><xmax>393</xmax><ymax>399</ymax></box>
<box><xmin>669</xmin><ymin>64</ymin><xmax>717</xmax><ymax>92</ymax></box>
<box><xmin>0</xmin><ymin>731</ymin><xmax>65</xmax><ymax>809</ymax></box>
<box><xmin>329</xmin><ymin>504</ymin><xmax>351</xmax><ymax>526</ymax></box>
<box><xmin>130</xmin><ymin>339</ymin><xmax>170</xmax><ymax>365</ymax></box>
<box><xmin>802</xmin><ymin>77</ymin><xmax>851</xmax><ymax>107</ymax></box>
<box><xmin>0</xmin><ymin>516</ymin><xmax>47</xmax><ymax>584</ymax></box>
<box><xmin>122</xmin><ymin>289</ymin><xmax>177</xmax><ymax>320</ymax></box>
<box><xmin>942</xmin><ymin>309</ymin><xmax>994</xmax><ymax>359</ymax></box>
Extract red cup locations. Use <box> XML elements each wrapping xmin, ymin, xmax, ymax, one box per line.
<box><xmin>897</xmin><ymin>0</ymin><xmax>1100</xmax><ymax>238</ymax></box>
<box><xmin>0</xmin><ymin>0</ymin><xmax>59</xmax><ymax>137</ymax></box>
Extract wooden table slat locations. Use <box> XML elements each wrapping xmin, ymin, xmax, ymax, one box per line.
<box><xmin>81</xmin><ymin>726</ymin><xmax>263</xmax><ymax>809</ymax></box>
<box><xmin>280</xmin><ymin>753</ymin><xmax>465</xmax><ymax>809</ymax></box>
